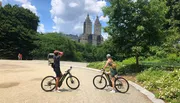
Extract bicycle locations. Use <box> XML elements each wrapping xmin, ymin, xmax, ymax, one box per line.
<box><xmin>93</xmin><ymin>69</ymin><xmax>129</xmax><ymax>93</ymax></box>
<box><xmin>41</xmin><ymin>66</ymin><xmax>80</xmax><ymax>92</ymax></box>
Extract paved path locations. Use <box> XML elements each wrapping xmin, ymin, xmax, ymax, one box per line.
<box><xmin>0</xmin><ymin>60</ymin><xmax>152</xmax><ymax>103</ymax></box>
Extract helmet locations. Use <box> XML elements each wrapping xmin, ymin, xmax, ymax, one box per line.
<box><xmin>106</xmin><ymin>54</ymin><xmax>111</xmax><ymax>58</ymax></box>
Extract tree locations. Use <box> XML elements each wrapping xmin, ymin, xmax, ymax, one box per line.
<box><xmin>165</xmin><ymin>0</ymin><xmax>180</xmax><ymax>29</ymax></box>
<box><xmin>103</xmin><ymin>0</ymin><xmax>168</xmax><ymax>66</ymax></box>
<box><xmin>0</xmin><ymin>4</ymin><xmax>39</xmax><ymax>59</ymax></box>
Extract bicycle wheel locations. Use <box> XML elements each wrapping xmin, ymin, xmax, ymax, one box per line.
<box><xmin>114</xmin><ymin>77</ymin><xmax>129</xmax><ymax>93</ymax></box>
<box><xmin>41</xmin><ymin>76</ymin><xmax>56</xmax><ymax>92</ymax></box>
<box><xmin>66</xmin><ymin>76</ymin><xmax>80</xmax><ymax>90</ymax></box>
<box><xmin>93</xmin><ymin>75</ymin><xmax>107</xmax><ymax>89</ymax></box>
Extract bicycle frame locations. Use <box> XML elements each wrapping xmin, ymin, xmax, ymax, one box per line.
<box><xmin>58</xmin><ymin>67</ymin><xmax>73</xmax><ymax>87</ymax></box>
<box><xmin>101</xmin><ymin>71</ymin><xmax>112</xmax><ymax>87</ymax></box>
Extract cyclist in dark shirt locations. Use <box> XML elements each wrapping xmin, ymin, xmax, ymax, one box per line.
<box><xmin>53</xmin><ymin>50</ymin><xmax>63</xmax><ymax>92</ymax></box>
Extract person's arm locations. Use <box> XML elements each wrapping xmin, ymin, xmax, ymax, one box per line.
<box><xmin>103</xmin><ymin>60</ymin><xmax>109</xmax><ymax>69</ymax></box>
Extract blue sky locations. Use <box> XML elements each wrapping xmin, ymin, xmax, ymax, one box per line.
<box><xmin>0</xmin><ymin>0</ymin><xmax>109</xmax><ymax>39</ymax></box>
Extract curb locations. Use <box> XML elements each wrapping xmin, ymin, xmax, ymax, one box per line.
<box><xmin>72</xmin><ymin>66</ymin><xmax>165</xmax><ymax>103</ymax></box>
<box><xmin>129</xmin><ymin>81</ymin><xmax>164</xmax><ymax>103</ymax></box>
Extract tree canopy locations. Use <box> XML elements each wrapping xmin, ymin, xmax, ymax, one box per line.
<box><xmin>0</xmin><ymin>4</ymin><xmax>39</xmax><ymax>59</ymax></box>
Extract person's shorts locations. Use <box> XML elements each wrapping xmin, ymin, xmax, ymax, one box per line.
<box><xmin>110</xmin><ymin>68</ymin><xmax>117</xmax><ymax>77</ymax></box>
<box><xmin>53</xmin><ymin>67</ymin><xmax>62</xmax><ymax>77</ymax></box>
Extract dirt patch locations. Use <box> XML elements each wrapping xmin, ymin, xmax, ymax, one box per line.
<box><xmin>31</xmin><ymin>78</ymin><xmax>43</xmax><ymax>81</ymax></box>
<box><xmin>0</xmin><ymin>64</ymin><xmax>26</xmax><ymax>69</ymax></box>
<box><xmin>0</xmin><ymin>82</ymin><xmax>20</xmax><ymax>88</ymax></box>
<box><xmin>1</xmin><ymin>69</ymin><xmax>33</xmax><ymax>73</ymax></box>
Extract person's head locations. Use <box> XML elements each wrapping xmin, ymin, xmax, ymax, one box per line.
<box><xmin>54</xmin><ymin>50</ymin><xmax>59</xmax><ymax>56</ymax></box>
<box><xmin>106</xmin><ymin>54</ymin><xmax>111</xmax><ymax>59</ymax></box>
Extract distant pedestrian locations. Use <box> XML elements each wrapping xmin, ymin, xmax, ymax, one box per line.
<box><xmin>18</xmin><ymin>53</ymin><xmax>22</xmax><ymax>60</ymax></box>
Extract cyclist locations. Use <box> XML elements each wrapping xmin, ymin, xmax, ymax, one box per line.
<box><xmin>103</xmin><ymin>54</ymin><xmax>117</xmax><ymax>93</ymax></box>
<box><xmin>52</xmin><ymin>50</ymin><xmax>64</xmax><ymax>92</ymax></box>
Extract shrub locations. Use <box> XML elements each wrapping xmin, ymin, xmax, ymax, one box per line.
<box><xmin>87</xmin><ymin>61</ymin><xmax>105</xmax><ymax>70</ymax></box>
<box><xmin>136</xmin><ymin>68</ymin><xmax>180</xmax><ymax>103</ymax></box>
<box><xmin>121</xmin><ymin>57</ymin><xmax>136</xmax><ymax>65</ymax></box>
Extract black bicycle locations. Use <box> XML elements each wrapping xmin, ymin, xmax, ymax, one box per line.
<box><xmin>41</xmin><ymin>66</ymin><xmax>80</xmax><ymax>92</ymax></box>
<box><xmin>93</xmin><ymin>69</ymin><xmax>129</xmax><ymax>93</ymax></box>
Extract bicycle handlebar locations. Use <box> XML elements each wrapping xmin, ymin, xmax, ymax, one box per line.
<box><xmin>65</xmin><ymin>66</ymin><xmax>72</xmax><ymax>73</ymax></box>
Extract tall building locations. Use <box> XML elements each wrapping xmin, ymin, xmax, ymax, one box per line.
<box><xmin>0</xmin><ymin>1</ymin><xmax>2</xmax><ymax>7</ymax></box>
<box><xmin>79</xmin><ymin>14</ymin><xmax>103</xmax><ymax>46</ymax></box>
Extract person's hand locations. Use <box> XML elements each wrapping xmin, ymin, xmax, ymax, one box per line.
<box><xmin>101</xmin><ymin>68</ymin><xmax>105</xmax><ymax>71</ymax></box>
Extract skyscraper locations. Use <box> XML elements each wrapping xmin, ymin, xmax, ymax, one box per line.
<box><xmin>79</xmin><ymin>14</ymin><xmax>103</xmax><ymax>46</ymax></box>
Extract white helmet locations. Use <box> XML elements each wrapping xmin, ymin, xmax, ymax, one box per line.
<box><xmin>106</xmin><ymin>54</ymin><xmax>111</xmax><ymax>58</ymax></box>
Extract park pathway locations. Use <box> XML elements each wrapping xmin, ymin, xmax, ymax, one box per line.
<box><xmin>0</xmin><ymin>60</ymin><xmax>152</xmax><ymax>103</ymax></box>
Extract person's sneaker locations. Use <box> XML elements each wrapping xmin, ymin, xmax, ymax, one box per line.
<box><xmin>54</xmin><ymin>89</ymin><xmax>61</xmax><ymax>92</ymax></box>
<box><xmin>110</xmin><ymin>89</ymin><xmax>116</xmax><ymax>93</ymax></box>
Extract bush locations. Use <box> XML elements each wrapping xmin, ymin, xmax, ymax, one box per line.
<box><xmin>117</xmin><ymin>64</ymin><xmax>146</xmax><ymax>74</ymax></box>
<box><xmin>87</xmin><ymin>61</ymin><xmax>105</xmax><ymax>70</ymax></box>
<box><xmin>136</xmin><ymin>68</ymin><xmax>180</xmax><ymax>103</ymax></box>
<box><xmin>121</xmin><ymin>57</ymin><xmax>136</xmax><ymax>65</ymax></box>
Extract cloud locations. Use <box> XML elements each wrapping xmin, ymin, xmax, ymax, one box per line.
<box><xmin>99</xmin><ymin>16</ymin><xmax>109</xmax><ymax>22</ymax></box>
<box><xmin>50</xmin><ymin>0</ymin><xmax>65</xmax><ymax>17</ymax></box>
<box><xmin>85</xmin><ymin>0</ymin><xmax>106</xmax><ymax>15</ymax></box>
<box><xmin>37</xmin><ymin>23</ymin><xmax>45</xmax><ymax>33</ymax></box>
<box><xmin>14</xmin><ymin>0</ymin><xmax>38</xmax><ymax>15</ymax></box>
<box><xmin>14</xmin><ymin>0</ymin><xmax>27</xmax><ymax>4</ymax></box>
<box><xmin>102</xmin><ymin>32</ymin><xmax>109</xmax><ymax>40</ymax></box>
<box><xmin>69</xmin><ymin>2</ymin><xmax>78</xmax><ymax>8</ymax></box>
<box><xmin>50</xmin><ymin>0</ymin><xmax>107</xmax><ymax>34</ymax></box>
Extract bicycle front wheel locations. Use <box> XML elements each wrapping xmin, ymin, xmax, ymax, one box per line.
<box><xmin>66</xmin><ymin>76</ymin><xmax>80</xmax><ymax>90</ymax></box>
<box><xmin>41</xmin><ymin>76</ymin><xmax>56</xmax><ymax>92</ymax></box>
<box><xmin>114</xmin><ymin>77</ymin><xmax>129</xmax><ymax>93</ymax></box>
<box><xmin>93</xmin><ymin>75</ymin><xmax>107</xmax><ymax>89</ymax></box>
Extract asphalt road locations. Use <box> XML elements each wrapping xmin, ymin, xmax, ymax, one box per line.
<box><xmin>0</xmin><ymin>60</ymin><xmax>152</xmax><ymax>103</ymax></box>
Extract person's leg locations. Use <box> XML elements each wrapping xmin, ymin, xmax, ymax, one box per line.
<box><xmin>55</xmin><ymin>77</ymin><xmax>60</xmax><ymax>90</ymax></box>
<box><xmin>59</xmin><ymin>70</ymin><xmax>63</xmax><ymax>81</ymax></box>
<box><xmin>54</xmin><ymin>68</ymin><xmax>60</xmax><ymax>91</ymax></box>
<box><xmin>110</xmin><ymin>69</ymin><xmax>117</xmax><ymax>93</ymax></box>
<box><xmin>111</xmin><ymin>77</ymin><xmax>115</xmax><ymax>90</ymax></box>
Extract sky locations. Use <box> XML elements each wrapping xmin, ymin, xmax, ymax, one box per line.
<box><xmin>0</xmin><ymin>0</ymin><xmax>110</xmax><ymax>39</ymax></box>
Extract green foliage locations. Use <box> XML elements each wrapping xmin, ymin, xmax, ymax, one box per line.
<box><xmin>87</xmin><ymin>61</ymin><xmax>106</xmax><ymax>70</ymax></box>
<box><xmin>32</xmin><ymin>33</ymin><xmax>80</xmax><ymax>61</ymax></box>
<box><xmin>0</xmin><ymin>4</ymin><xmax>39</xmax><ymax>59</ymax></box>
<box><xmin>103</xmin><ymin>0</ymin><xmax>169</xmax><ymax>66</ymax></box>
<box><xmin>136</xmin><ymin>68</ymin><xmax>180</xmax><ymax>103</ymax></box>
<box><xmin>103</xmin><ymin>0</ymin><xmax>168</xmax><ymax>54</ymax></box>
<box><xmin>165</xmin><ymin>0</ymin><xmax>180</xmax><ymax>29</ymax></box>
<box><xmin>121</xmin><ymin>57</ymin><xmax>136</xmax><ymax>65</ymax></box>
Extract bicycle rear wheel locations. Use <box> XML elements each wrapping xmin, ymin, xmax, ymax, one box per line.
<box><xmin>114</xmin><ymin>77</ymin><xmax>129</xmax><ymax>93</ymax></box>
<box><xmin>41</xmin><ymin>76</ymin><xmax>56</xmax><ymax>92</ymax></box>
<box><xmin>66</xmin><ymin>76</ymin><xmax>80</xmax><ymax>90</ymax></box>
<box><xmin>93</xmin><ymin>75</ymin><xmax>107</xmax><ymax>89</ymax></box>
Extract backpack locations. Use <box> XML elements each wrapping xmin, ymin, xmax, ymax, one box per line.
<box><xmin>111</xmin><ymin>62</ymin><xmax>117</xmax><ymax>69</ymax></box>
<box><xmin>109</xmin><ymin>62</ymin><xmax>116</xmax><ymax>69</ymax></box>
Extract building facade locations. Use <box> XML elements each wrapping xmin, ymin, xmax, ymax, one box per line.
<box><xmin>0</xmin><ymin>1</ymin><xmax>2</xmax><ymax>7</ymax></box>
<box><xmin>79</xmin><ymin>14</ymin><xmax>103</xmax><ymax>45</ymax></box>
